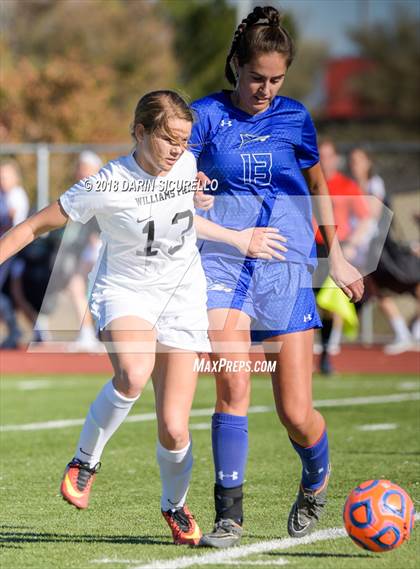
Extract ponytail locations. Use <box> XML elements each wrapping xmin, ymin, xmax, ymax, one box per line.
<box><xmin>225</xmin><ymin>5</ymin><xmax>294</xmax><ymax>86</ymax></box>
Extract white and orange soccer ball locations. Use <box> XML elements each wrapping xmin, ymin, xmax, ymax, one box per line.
<box><xmin>343</xmin><ymin>480</ymin><xmax>415</xmax><ymax>552</ymax></box>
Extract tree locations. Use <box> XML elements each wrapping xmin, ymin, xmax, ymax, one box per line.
<box><xmin>162</xmin><ymin>0</ymin><xmax>322</xmax><ymax>105</ymax></box>
<box><xmin>1</xmin><ymin>0</ymin><xmax>178</xmax><ymax>143</ymax></box>
<box><xmin>281</xmin><ymin>40</ymin><xmax>329</xmax><ymax>109</ymax></box>
<box><xmin>161</xmin><ymin>0</ymin><xmax>236</xmax><ymax>100</ymax></box>
<box><xmin>348</xmin><ymin>11</ymin><xmax>420</xmax><ymax>123</ymax></box>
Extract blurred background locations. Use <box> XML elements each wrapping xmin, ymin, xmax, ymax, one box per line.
<box><xmin>0</xmin><ymin>0</ymin><xmax>419</xmax><ymax>353</ymax></box>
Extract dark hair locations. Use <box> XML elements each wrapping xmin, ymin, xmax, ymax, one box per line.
<box><xmin>225</xmin><ymin>5</ymin><xmax>295</xmax><ymax>86</ymax></box>
<box><xmin>349</xmin><ymin>146</ymin><xmax>375</xmax><ymax>179</ymax></box>
<box><xmin>318</xmin><ymin>138</ymin><xmax>338</xmax><ymax>153</ymax></box>
<box><xmin>131</xmin><ymin>90</ymin><xmax>194</xmax><ymax>141</ymax></box>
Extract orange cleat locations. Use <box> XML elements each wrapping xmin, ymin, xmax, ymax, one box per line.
<box><xmin>60</xmin><ymin>458</ymin><xmax>100</xmax><ymax>509</ymax></box>
<box><xmin>162</xmin><ymin>505</ymin><xmax>202</xmax><ymax>545</ymax></box>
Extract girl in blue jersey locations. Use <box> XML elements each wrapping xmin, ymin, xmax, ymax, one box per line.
<box><xmin>190</xmin><ymin>6</ymin><xmax>364</xmax><ymax>547</ymax></box>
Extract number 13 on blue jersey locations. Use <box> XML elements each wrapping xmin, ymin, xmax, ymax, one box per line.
<box><xmin>241</xmin><ymin>152</ymin><xmax>273</xmax><ymax>186</ymax></box>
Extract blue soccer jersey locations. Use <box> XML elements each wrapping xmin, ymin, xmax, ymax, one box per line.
<box><xmin>190</xmin><ymin>91</ymin><xmax>320</xmax><ymax>267</ymax></box>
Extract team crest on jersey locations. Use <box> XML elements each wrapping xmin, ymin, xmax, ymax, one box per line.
<box><xmin>239</xmin><ymin>133</ymin><xmax>271</xmax><ymax>148</ymax></box>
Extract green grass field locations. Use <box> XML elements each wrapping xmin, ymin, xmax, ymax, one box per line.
<box><xmin>0</xmin><ymin>372</ymin><xmax>419</xmax><ymax>569</ymax></box>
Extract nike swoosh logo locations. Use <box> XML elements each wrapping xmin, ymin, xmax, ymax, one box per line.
<box><xmin>185</xmin><ymin>522</ymin><xmax>202</xmax><ymax>540</ymax></box>
<box><xmin>63</xmin><ymin>473</ymin><xmax>84</xmax><ymax>499</ymax></box>
<box><xmin>137</xmin><ymin>216</ymin><xmax>152</xmax><ymax>224</ymax></box>
<box><xmin>79</xmin><ymin>447</ymin><xmax>93</xmax><ymax>457</ymax></box>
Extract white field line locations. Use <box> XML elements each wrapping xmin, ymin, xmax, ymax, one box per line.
<box><xmin>399</xmin><ymin>381</ymin><xmax>420</xmax><ymax>391</ymax></box>
<box><xmin>1</xmin><ymin>378</ymin><xmax>79</xmax><ymax>391</ymax></box>
<box><xmin>223</xmin><ymin>562</ymin><xmax>289</xmax><ymax>566</ymax></box>
<box><xmin>1</xmin><ymin>392</ymin><xmax>419</xmax><ymax>433</ymax></box>
<box><xmin>15</xmin><ymin>380</ymin><xmax>54</xmax><ymax>391</ymax></box>
<box><xmin>92</xmin><ymin>560</ymin><xmax>289</xmax><ymax>567</ymax></box>
<box><xmin>357</xmin><ymin>423</ymin><xmax>398</xmax><ymax>431</ymax></box>
<box><xmin>91</xmin><ymin>562</ymin><xmax>144</xmax><ymax>566</ymax></box>
<box><xmin>189</xmin><ymin>423</ymin><xmax>211</xmax><ymax>431</ymax></box>
<box><xmin>131</xmin><ymin>513</ymin><xmax>420</xmax><ymax>569</ymax></box>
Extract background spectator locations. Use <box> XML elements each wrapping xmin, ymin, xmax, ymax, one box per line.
<box><xmin>315</xmin><ymin>140</ymin><xmax>371</xmax><ymax>373</ymax></box>
<box><xmin>64</xmin><ymin>151</ymin><xmax>103</xmax><ymax>351</ymax></box>
<box><xmin>0</xmin><ymin>160</ymin><xmax>30</xmax><ymax>348</ymax></box>
<box><xmin>349</xmin><ymin>147</ymin><xmax>419</xmax><ymax>355</ymax></box>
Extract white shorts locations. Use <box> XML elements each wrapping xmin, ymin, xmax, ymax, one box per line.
<box><xmin>89</xmin><ymin>264</ymin><xmax>210</xmax><ymax>353</ymax></box>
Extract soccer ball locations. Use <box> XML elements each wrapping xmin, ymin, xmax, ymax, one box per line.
<box><xmin>343</xmin><ymin>480</ymin><xmax>415</xmax><ymax>552</ymax></box>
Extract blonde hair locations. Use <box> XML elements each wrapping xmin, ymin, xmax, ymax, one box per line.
<box><xmin>131</xmin><ymin>90</ymin><xmax>193</xmax><ymax>143</ymax></box>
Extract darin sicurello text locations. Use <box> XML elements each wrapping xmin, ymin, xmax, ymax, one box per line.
<box><xmin>83</xmin><ymin>177</ymin><xmax>219</xmax><ymax>193</ymax></box>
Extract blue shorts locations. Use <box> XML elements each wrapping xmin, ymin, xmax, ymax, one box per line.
<box><xmin>201</xmin><ymin>256</ymin><xmax>321</xmax><ymax>342</ymax></box>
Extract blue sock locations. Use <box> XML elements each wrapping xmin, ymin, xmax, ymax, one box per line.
<box><xmin>212</xmin><ymin>413</ymin><xmax>248</xmax><ymax>488</ymax></box>
<box><xmin>290</xmin><ymin>429</ymin><xmax>329</xmax><ymax>491</ymax></box>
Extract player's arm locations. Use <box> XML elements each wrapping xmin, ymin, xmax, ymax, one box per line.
<box><xmin>0</xmin><ymin>201</ymin><xmax>68</xmax><ymax>264</ymax></box>
<box><xmin>343</xmin><ymin>189</ymin><xmax>371</xmax><ymax>256</ymax></box>
<box><xmin>194</xmin><ymin>215</ymin><xmax>288</xmax><ymax>260</ymax></box>
<box><xmin>303</xmin><ymin>162</ymin><xmax>364</xmax><ymax>302</ymax></box>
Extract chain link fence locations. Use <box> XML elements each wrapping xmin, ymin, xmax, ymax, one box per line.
<box><xmin>1</xmin><ymin>142</ymin><xmax>419</xmax><ymax>348</ymax></box>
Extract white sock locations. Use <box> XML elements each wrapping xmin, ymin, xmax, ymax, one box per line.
<box><xmin>328</xmin><ymin>321</ymin><xmax>343</xmax><ymax>348</ymax></box>
<box><xmin>390</xmin><ymin>316</ymin><xmax>411</xmax><ymax>342</ymax></box>
<box><xmin>74</xmin><ymin>379</ymin><xmax>139</xmax><ymax>467</ymax></box>
<box><xmin>412</xmin><ymin>318</ymin><xmax>420</xmax><ymax>342</ymax></box>
<box><xmin>157</xmin><ymin>439</ymin><xmax>193</xmax><ymax>512</ymax></box>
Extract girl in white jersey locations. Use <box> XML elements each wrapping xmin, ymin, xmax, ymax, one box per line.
<box><xmin>0</xmin><ymin>90</ymin><xmax>285</xmax><ymax>546</ymax></box>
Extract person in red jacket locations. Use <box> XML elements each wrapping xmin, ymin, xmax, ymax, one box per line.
<box><xmin>316</xmin><ymin>140</ymin><xmax>370</xmax><ymax>373</ymax></box>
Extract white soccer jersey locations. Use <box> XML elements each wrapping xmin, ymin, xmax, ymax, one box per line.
<box><xmin>60</xmin><ymin>151</ymin><xmax>201</xmax><ymax>293</ymax></box>
<box><xmin>60</xmin><ymin>150</ymin><xmax>210</xmax><ymax>351</ymax></box>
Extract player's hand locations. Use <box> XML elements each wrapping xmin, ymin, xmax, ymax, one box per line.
<box><xmin>194</xmin><ymin>190</ymin><xmax>214</xmax><ymax>210</ymax></box>
<box><xmin>194</xmin><ymin>171</ymin><xmax>215</xmax><ymax>210</ymax></box>
<box><xmin>234</xmin><ymin>227</ymin><xmax>288</xmax><ymax>260</ymax></box>
<box><xmin>329</xmin><ymin>257</ymin><xmax>364</xmax><ymax>302</ymax></box>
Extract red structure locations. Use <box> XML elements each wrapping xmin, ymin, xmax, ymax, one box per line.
<box><xmin>324</xmin><ymin>57</ymin><xmax>375</xmax><ymax>120</ymax></box>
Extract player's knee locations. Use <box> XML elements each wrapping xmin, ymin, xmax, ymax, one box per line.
<box><xmin>113</xmin><ymin>362</ymin><xmax>151</xmax><ymax>398</ymax></box>
<box><xmin>159</xmin><ymin>422</ymin><xmax>189</xmax><ymax>450</ymax></box>
<box><xmin>278</xmin><ymin>405</ymin><xmax>313</xmax><ymax>433</ymax></box>
<box><xmin>217</xmin><ymin>374</ymin><xmax>250</xmax><ymax>410</ymax></box>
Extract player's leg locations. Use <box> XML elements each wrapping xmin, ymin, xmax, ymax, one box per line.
<box><xmin>200</xmin><ymin>308</ymin><xmax>251</xmax><ymax>548</ymax></box>
<box><xmin>152</xmin><ymin>347</ymin><xmax>202</xmax><ymax>545</ymax></box>
<box><xmin>263</xmin><ymin>329</ymin><xmax>330</xmax><ymax>537</ymax></box>
<box><xmin>67</xmin><ymin>272</ymin><xmax>101</xmax><ymax>350</ymax></box>
<box><xmin>379</xmin><ymin>295</ymin><xmax>413</xmax><ymax>354</ymax></box>
<box><xmin>61</xmin><ymin>316</ymin><xmax>156</xmax><ymax>509</ymax></box>
<box><xmin>319</xmin><ymin>309</ymin><xmax>334</xmax><ymax>375</ymax></box>
<box><xmin>314</xmin><ymin>243</ymin><xmax>334</xmax><ymax>374</ymax></box>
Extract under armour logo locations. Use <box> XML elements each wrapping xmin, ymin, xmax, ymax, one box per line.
<box><xmin>220</xmin><ymin>119</ymin><xmax>233</xmax><ymax>127</ymax></box>
<box><xmin>239</xmin><ymin>133</ymin><xmax>271</xmax><ymax>148</ymax></box>
<box><xmin>218</xmin><ymin>470</ymin><xmax>239</xmax><ymax>481</ymax></box>
<box><xmin>303</xmin><ymin>313</ymin><xmax>312</xmax><ymax>323</ymax></box>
